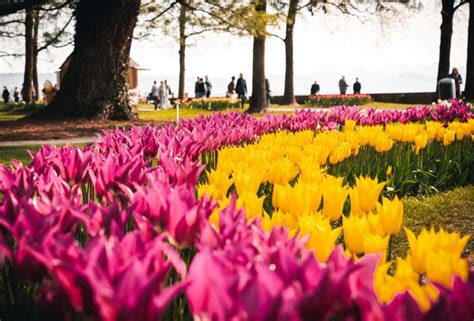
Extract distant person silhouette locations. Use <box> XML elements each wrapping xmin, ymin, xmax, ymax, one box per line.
<box><xmin>449</xmin><ymin>68</ymin><xmax>463</xmax><ymax>99</ymax></box>
<box><xmin>205</xmin><ymin>76</ymin><xmax>212</xmax><ymax>98</ymax></box>
<box><xmin>353</xmin><ymin>78</ymin><xmax>361</xmax><ymax>94</ymax></box>
<box><xmin>265</xmin><ymin>78</ymin><xmax>271</xmax><ymax>108</ymax></box>
<box><xmin>339</xmin><ymin>76</ymin><xmax>349</xmax><ymax>95</ymax></box>
<box><xmin>311</xmin><ymin>81</ymin><xmax>320</xmax><ymax>95</ymax></box>
<box><xmin>236</xmin><ymin>73</ymin><xmax>247</xmax><ymax>108</ymax></box>
<box><xmin>227</xmin><ymin>76</ymin><xmax>236</xmax><ymax>102</ymax></box>
<box><xmin>2</xmin><ymin>86</ymin><xmax>10</xmax><ymax>104</ymax></box>
<box><xmin>151</xmin><ymin>81</ymin><xmax>159</xmax><ymax>110</ymax></box>
<box><xmin>13</xmin><ymin>87</ymin><xmax>20</xmax><ymax>103</ymax></box>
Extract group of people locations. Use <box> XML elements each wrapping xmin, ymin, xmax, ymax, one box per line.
<box><xmin>226</xmin><ymin>73</ymin><xmax>271</xmax><ymax>108</ymax></box>
<box><xmin>2</xmin><ymin>86</ymin><xmax>21</xmax><ymax>104</ymax></box>
<box><xmin>194</xmin><ymin>76</ymin><xmax>212</xmax><ymax>98</ymax></box>
<box><xmin>310</xmin><ymin>76</ymin><xmax>362</xmax><ymax>96</ymax></box>
<box><xmin>150</xmin><ymin>80</ymin><xmax>173</xmax><ymax>110</ymax></box>
<box><xmin>2</xmin><ymin>81</ymin><xmax>58</xmax><ymax>105</ymax></box>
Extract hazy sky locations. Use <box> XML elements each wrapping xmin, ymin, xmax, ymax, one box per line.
<box><xmin>0</xmin><ymin>2</ymin><xmax>470</xmax><ymax>94</ymax></box>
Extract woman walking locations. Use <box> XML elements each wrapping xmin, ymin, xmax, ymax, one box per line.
<box><xmin>159</xmin><ymin>81</ymin><xmax>168</xmax><ymax>110</ymax></box>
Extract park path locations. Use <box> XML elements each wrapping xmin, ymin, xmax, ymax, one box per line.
<box><xmin>0</xmin><ymin>136</ymin><xmax>96</xmax><ymax>147</ymax></box>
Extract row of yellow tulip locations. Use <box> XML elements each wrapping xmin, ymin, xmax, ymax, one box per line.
<box><xmin>197</xmin><ymin>120</ymin><xmax>473</xmax><ymax>311</ymax></box>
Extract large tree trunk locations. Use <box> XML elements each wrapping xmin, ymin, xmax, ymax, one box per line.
<box><xmin>436</xmin><ymin>1</ymin><xmax>454</xmax><ymax>87</ymax></box>
<box><xmin>178</xmin><ymin>0</ymin><xmax>187</xmax><ymax>100</ymax></box>
<box><xmin>21</xmin><ymin>8</ymin><xmax>34</xmax><ymax>103</ymax></box>
<box><xmin>32</xmin><ymin>10</ymin><xmax>39</xmax><ymax>102</ymax></box>
<box><xmin>465</xmin><ymin>1</ymin><xmax>474</xmax><ymax>100</ymax></box>
<box><xmin>248</xmin><ymin>0</ymin><xmax>267</xmax><ymax>113</ymax></box>
<box><xmin>41</xmin><ymin>0</ymin><xmax>139</xmax><ymax>120</ymax></box>
<box><xmin>282</xmin><ymin>0</ymin><xmax>298</xmax><ymax>106</ymax></box>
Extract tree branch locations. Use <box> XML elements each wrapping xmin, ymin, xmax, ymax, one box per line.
<box><xmin>0</xmin><ymin>0</ymin><xmax>48</xmax><ymax>16</ymax></box>
<box><xmin>146</xmin><ymin>0</ymin><xmax>180</xmax><ymax>23</ymax></box>
<box><xmin>37</xmin><ymin>14</ymin><xmax>73</xmax><ymax>52</ymax></box>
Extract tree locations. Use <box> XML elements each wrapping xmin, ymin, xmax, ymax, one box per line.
<box><xmin>1</xmin><ymin>0</ymin><xmax>140</xmax><ymax>120</ymax></box>
<box><xmin>436</xmin><ymin>0</ymin><xmax>468</xmax><ymax>86</ymax></box>
<box><xmin>140</xmin><ymin>0</ymin><xmax>228</xmax><ymax>99</ymax></box>
<box><xmin>247</xmin><ymin>0</ymin><xmax>268</xmax><ymax>113</ymax></box>
<box><xmin>42</xmin><ymin>0</ymin><xmax>140</xmax><ymax>120</ymax></box>
<box><xmin>0</xmin><ymin>2</ymin><xmax>73</xmax><ymax>103</ymax></box>
<box><xmin>21</xmin><ymin>7</ymin><xmax>36</xmax><ymax>103</ymax></box>
<box><xmin>271</xmin><ymin>0</ymin><xmax>417</xmax><ymax>106</ymax></box>
<box><xmin>282</xmin><ymin>0</ymin><xmax>299</xmax><ymax>105</ymax></box>
<box><xmin>465</xmin><ymin>0</ymin><xmax>474</xmax><ymax>99</ymax></box>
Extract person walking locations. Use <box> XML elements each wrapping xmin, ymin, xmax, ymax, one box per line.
<box><xmin>2</xmin><ymin>86</ymin><xmax>10</xmax><ymax>104</ymax></box>
<box><xmin>310</xmin><ymin>81</ymin><xmax>320</xmax><ymax>96</ymax></box>
<box><xmin>227</xmin><ymin>76</ymin><xmax>236</xmax><ymax>102</ymax></box>
<box><xmin>265</xmin><ymin>78</ymin><xmax>271</xmax><ymax>108</ymax></box>
<box><xmin>448</xmin><ymin>68</ymin><xmax>463</xmax><ymax>99</ymax></box>
<box><xmin>236</xmin><ymin>73</ymin><xmax>247</xmax><ymax>108</ymax></box>
<box><xmin>164</xmin><ymin>80</ymin><xmax>173</xmax><ymax>108</ymax></box>
<box><xmin>205</xmin><ymin>76</ymin><xmax>212</xmax><ymax>98</ymax></box>
<box><xmin>158</xmin><ymin>81</ymin><xmax>168</xmax><ymax>110</ymax></box>
<box><xmin>339</xmin><ymin>76</ymin><xmax>349</xmax><ymax>95</ymax></box>
<box><xmin>194</xmin><ymin>77</ymin><xmax>200</xmax><ymax>98</ymax></box>
<box><xmin>13</xmin><ymin>87</ymin><xmax>20</xmax><ymax>103</ymax></box>
<box><xmin>353</xmin><ymin>78</ymin><xmax>361</xmax><ymax>94</ymax></box>
<box><xmin>151</xmin><ymin>81</ymin><xmax>160</xmax><ymax>110</ymax></box>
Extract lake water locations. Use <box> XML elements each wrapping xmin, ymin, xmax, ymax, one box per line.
<box><xmin>0</xmin><ymin>71</ymin><xmax>439</xmax><ymax>98</ymax></box>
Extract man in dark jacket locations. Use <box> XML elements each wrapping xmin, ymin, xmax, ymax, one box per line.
<box><xmin>2</xmin><ymin>86</ymin><xmax>10</xmax><ymax>104</ymax></box>
<box><xmin>449</xmin><ymin>68</ymin><xmax>463</xmax><ymax>99</ymax></box>
<box><xmin>353</xmin><ymin>78</ymin><xmax>361</xmax><ymax>94</ymax></box>
<box><xmin>310</xmin><ymin>81</ymin><xmax>320</xmax><ymax>96</ymax></box>
<box><xmin>339</xmin><ymin>76</ymin><xmax>349</xmax><ymax>95</ymax></box>
<box><xmin>236</xmin><ymin>73</ymin><xmax>247</xmax><ymax>108</ymax></box>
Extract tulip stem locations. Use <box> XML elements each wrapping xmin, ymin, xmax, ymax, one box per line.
<box><xmin>386</xmin><ymin>235</ymin><xmax>393</xmax><ymax>262</ymax></box>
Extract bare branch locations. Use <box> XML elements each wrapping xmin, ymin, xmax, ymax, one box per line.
<box><xmin>0</xmin><ymin>0</ymin><xmax>48</xmax><ymax>16</ymax></box>
<box><xmin>37</xmin><ymin>14</ymin><xmax>73</xmax><ymax>52</ymax></box>
<box><xmin>146</xmin><ymin>0</ymin><xmax>180</xmax><ymax>23</ymax></box>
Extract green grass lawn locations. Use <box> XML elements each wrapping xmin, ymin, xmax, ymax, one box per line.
<box><xmin>138</xmin><ymin>107</ymin><xmax>215</xmax><ymax>121</ymax></box>
<box><xmin>361</xmin><ymin>101</ymin><xmax>419</xmax><ymax>109</ymax></box>
<box><xmin>0</xmin><ymin>109</ymin><xmax>30</xmax><ymax>121</ymax></box>
<box><xmin>392</xmin><ymin>186</ymin><xmax>474</xmax><ymax>258</ymax></box>
<box><xmin>0</xmin><ymin>144</ymin><xmax>41</xmax><ymax>165</ymax></box>
<box><xmin>0</xmin><ymin>143</ymin><xmax>88</xmax><ymax>166</ymax></box>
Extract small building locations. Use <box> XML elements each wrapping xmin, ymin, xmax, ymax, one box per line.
<box><xmin>56</xmin><ymin>55</ymin><xmax>145</xmax><ymax>106</ymax></box>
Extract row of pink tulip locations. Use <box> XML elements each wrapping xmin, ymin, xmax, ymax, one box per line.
<box><xmin>0</xmin><ymin>101</ymin><xmax>473</xmax><ymax>321</ymax></box>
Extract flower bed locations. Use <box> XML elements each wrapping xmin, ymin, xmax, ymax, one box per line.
<box><xmin>177</xmin><ymin>97</ymin><xmax>240</xmax><ymax>110</ymax></box>
<box><xmin>0</xmin><ymin>102</ymin><xmax>473</xmax><ymax>321</ymax></box>
<box><xmin>306</xmin><ymin>94</ymin><xmax>372</xmax><ymax>107</ymax></box>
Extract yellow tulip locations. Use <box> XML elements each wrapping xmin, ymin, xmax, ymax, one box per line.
<box><xmin>298</xmin><ymin>213</ymin><xmax>341</xmax><ymax>262</ymax></box>
<box><xmin>348</xmin><ymin>188</ymin><xmax>365</xmax><ymax>217</ymax></box>
<box><xmin>344</xmin><ymin>119</ymin><xmax>356</xmax><ymax>131</ymax></box>
<box><xmin>236</xmin><ymin>192</ymin><xmax>265</xmax><ymax>223</ymax></box>
<box><xmin>406</xmin><ymin>227</ymin><xmax>470</xmax><ymax>282</ymax></box>
<box><xmin>414</xmin><ymin>133</ymin><xmax>429</xmax><ymax>154</ymax></box>
<box><xmin>322</xmin><ymin>183</ymin><xmax>348</xmax><ymax>222</ymax></box>
<box><xmin>405</xmin><ymin>228</ymin><xmax>431</xmax><ymax>275</ymax></box>
<box><xmin>386</xmin><ymin>166</ymin><xmax>393</xmax><ymax>176</ymax></box>
<box><xmin>232</xmin><ymin>170</ymin><xmax>264</xmax><ymax>196</ymax></box>
<box><xmin>206</xmin><ymin>169</ymin><xmax>233</xmax><ymax>199</ymax></box>
<box><xmin>364</xmin><ymin>233</ymin><xmax>389</xmax><ymax>258</ymax></box>
<box><xmin>443</xmin><ymin>129</ymin><xmax>455</xmax><ymax>146</ymax></box>
<box><xmin>377</xmin><ymin>196</ymin><xmax>403</xmax><ymax>235</ymax></box>
<box><xmin>197</xmin><ymin>183</ymin><xmax>220</xmax><ymax>200</ymax></box>
<box><xmin>343</xmin><ymin>215</ymin><xmax>369</xmax><ymax>254</ymax></box>
<box><xmin>354</xmin><ymin>176</ymin><xmax>386</xmax><ymax>213</ymax></box>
